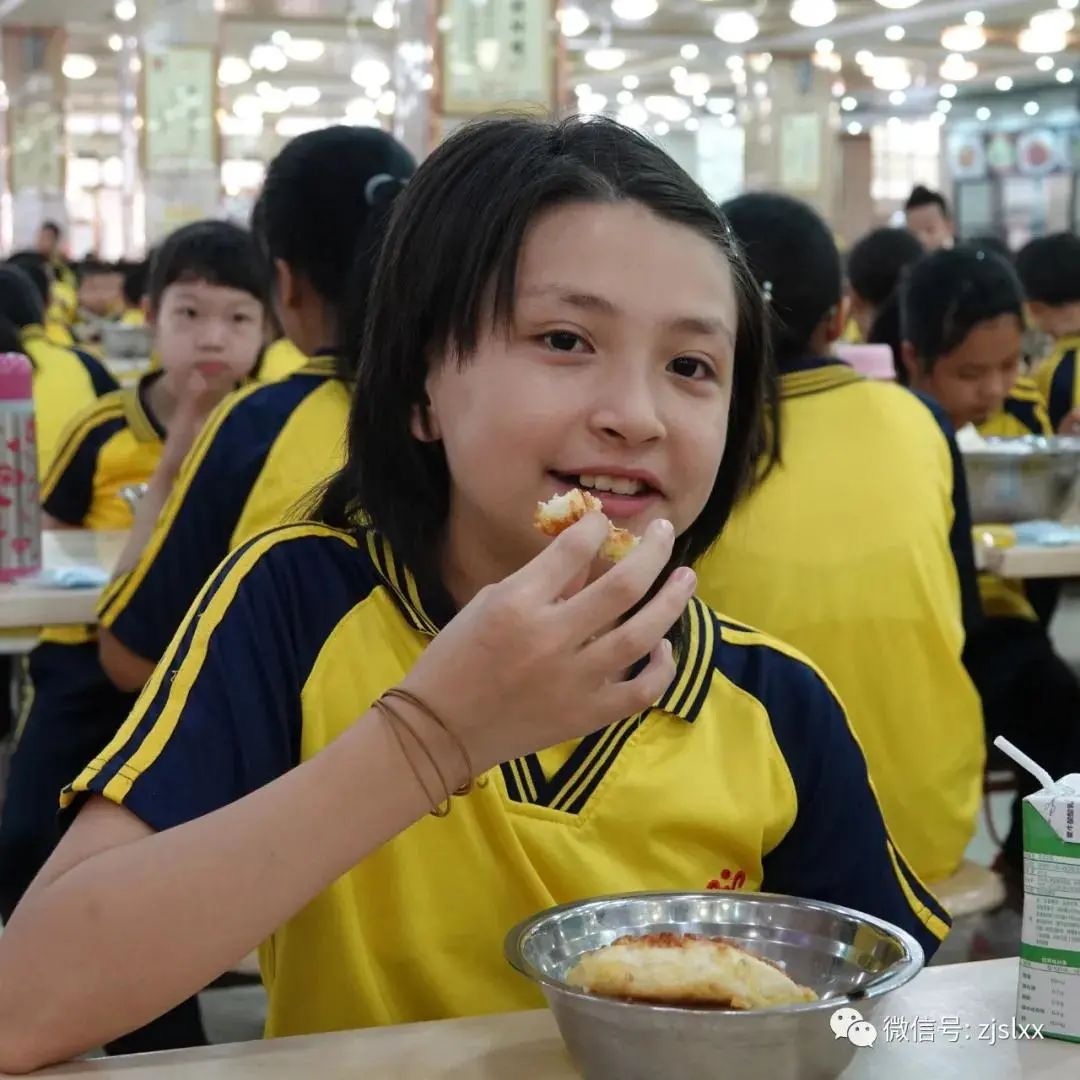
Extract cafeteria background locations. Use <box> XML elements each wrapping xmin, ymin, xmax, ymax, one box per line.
<box><xmin>1</xmin><ymin>0</ymin><xmax>1080</xmax><ymax>1063</ymax></box>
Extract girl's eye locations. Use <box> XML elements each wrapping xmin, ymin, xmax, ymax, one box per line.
<box><xmin>233</xmin><ymin>313</ymin><xmax>253</xmax><ymax>324</ymax></box>
<box><xmin>179</xmin><ymin>307</ymin><xmax>197</xmax><ymax>319</ymax></box>
<box><xmin>543</xmin><ymin>330</ymin><xmax>587</xmax><ymax>353</ymax></box>
<box><xmin>669</xmin><ymin>355</ymin><xmax>714</xmax><ymax>380</ymax></box>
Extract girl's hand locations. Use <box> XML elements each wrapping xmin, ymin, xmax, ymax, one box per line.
<box><xmin>400</xmin><ymin>513</ymin><xmax>696</xmax><ymax>780</ymax></box>
<box><xmin>1058</xmin><ymin>408</ymin><xmax>1080</xmax><ymax>437</ymax></box>
<box><xmin>161</xmin><ymin>370</ymin><xmax>230</xmax><ymax>473</ymax></box>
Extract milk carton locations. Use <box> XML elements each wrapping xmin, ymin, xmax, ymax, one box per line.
<box><xmin>1017</xmin><ymin>775</ymin><xmax>1080</xmax><ymax>1042</ymax></box>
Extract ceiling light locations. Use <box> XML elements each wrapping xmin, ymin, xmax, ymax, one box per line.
<box><xmin>847</xmin><ymin>121</ymin><xmax>863</xmax><ymax>134</ymax></box>
<box><xmin>931</xmin><ymin>110</ymin><xmax>947</xmax><ymax>125</ymax></box>
<box><xmin>1024</xmin><ymin>100</ymin><xmax>1040</xmax><ymax>114</ymax></box>
<box><xmin>617</xmin><ymin>89</ymin><xmax>633</xmax><ymax>104</ymax></box>
<box><xmin>726</xmin><ymin>55</ymin><xmax>745</xmax><ymax>70</ymax></box>
<box><xmin>965</xmin><ymin>9</ymin><xmax>985</xmax><ymax>24</ymax></box>
<box><xmin>219</xmin><ymin>113</ymin><xmax>263</xmax><ymax>136</ymax></box>
<box><xmin>754</xmin><ymin>80</ymin><xmax>769</xmax><ymax>97</ymax></box>
<box><xmin>128</xmin><ymin>55</ymin><xmax>142</xmax><ymax>73</ymax></box>
<box><xmin>941</xmin><ymin>25</ymin><xmax>986</xmax><ymax>51</ymax></box>
<box><xmin>345</xmin><ymin>97</ymin><xmax>378</xmax><ymax>123</ymax></box>
<box><xmin>670</xmin><ymin>65</ymin><xmax>688</xmax><ymax>81</ymax></box>
<box><xmin>557</xmin><ymin>6</ymin><xmax>590</xmax><ymax>37</ymax></box>
<box><xmin>841</xmin><ymin>95</ymin><xmax>857</xmax><ymax>110</ymax></box>
<box><xmin>749</xmin><ymin>52</ymin><xmax>773</xmax><ymax>72</ymax></box>
<box><xmin>622</xmin><ymin>74</ymin><xmax>640</xmax><ymax>89</ymax></box>
<box><xmin>1059</xmin><ymin>0</ymin><xmax>1078</xmax><ymax>9</ymax></box>
<box><xmin>575</xmin><ymin>82</ymin><xmax>592</xmax><ymax>97</ymax></box>
<box><xmin>218</xmin><ymin>56</ymin><xmax>252</xmax><ymax>86</ymax></box>
<box><xmin>995</xmin><ymin>75</ymin><xmax>1013</xmax><ymax>90</ymax></box>
<box><xmin>815</xmin><ymin>38</ymin><xmax>834</xmax><ymax>53</ymax></box>
<box><xmin>377</xmin><ymin>90</ymin><xmax>396</xmax><ymax>115</ymax></box>
<box><xmin>868</xmin><ymin>57</ymin><xmax>912</xmax><ymax>91</ymax></box>
<box><xmin>889</xmin><ymin>89</ymin><xmax>906</xmax><ymax>104</ymax></box>
<box><xmin>612</xmin><ymin>0</ymin><xmax>658</xmax><ymax>20</ymax></box>
<box><xmin>644</xmin><ymin>94</ymin><xmax>692</xmax><ymax>122</ymax></box>
<box><xmin>1057</xmin><ymin>67</ymin><xmax>1075</xmax><ymax>82</ymax></box>
<box><xmin>108</xmin><ymin>34</ymin><xmax>123</xmax><ymax>51</ymax></box>
<box><xmin>276</xmin><ymin>117</ymin><xmax>327</xmax><ymax>137</ymax></box>
<box><xmin>714</xmin><ymin>11</ymin><xmax>759</xmax><ymax>43</ymax></box>
<box><xmin>272</xmin><ymin>31</ymin><xmax>290</xmax><ymax>46</ymax></box>
<box><xmin>885</xmin><ymin>25</ymin><xmax>905</xmax><ymax>41</ymax></box>
<box><xmin>351</xmin><ymin>58</ymin><xmax>391</xmax><ymax>86</ymax></box>
<box><xmin>373</xmin><ymin>0</ymin><xmax>396</xmax><ymax>30</ymax></box>
<box><xmin>937</xmin><ymin>98</ymin><xmax>952</xmax><ymax>111</ymax></box>
<box><xmin>831</xmin><ymin>79</ymin><xmax>845</xmax><ymax>96</ymax></box>
<box><xmin>1031</xmin><ymin>8</ymin><xmax>1075</xmax><ymax>31</ymax></box>
<box><xmin>674</xmin><ymin>72</ymin><xmax>711</xmax><ymax>96</ymax></box>
<box><xmin>789</xmin><ymin>0</ymin><xmax>837</xmax><ymax>28</ymax></box>
<box><xmin>618</xmin><ymin>102</ymin><xmax>648</xmax><ymax>127</ymax></box>
<box><xmin>283</xmin><ymin>38</ymin><xmax>325</xmax><ymax>62</ymax></box>
<box><xmin>250</xmin><ymin>44</ymin><xmax>288</xmax><ymax>72</ymax></box>
<box><xmin>286</xmin><ymin>85</ymin><xmax>320</xmax><ymax>107</ymax></box>
<box><xmin>1036</xmin><ymin>55</ymin><xmax>1056</xmax><ymax>70</ymax></box>
<box><xmin>706</xmin><ymin>96</ymin><xmax>734</xmax><ymax>113</ymax></box>
<box><xmin>855</xmin><ymin>50</ymin><xmax>874</xmax><ymax>67</ymax></box>
<box><xmin>258</xmin><ymin>86</ymin><xmax>290</xmax><ymax>113</ymax></box>
<box><xmin>1018</xmin><ymin>27</ymin><xmax>1067</xmax><ymax>52</ymax></box>
<box><xmin>114</xmin><ymin>0</ymin><xmax>136</xmax><ymax>20</ymax></box>
<box><xmin>585</xmin><ymin>48</ymin><xmax>626</xmax><ymax>70</ymax></box>
<box><xmin>233</xmin><ymin>94</ymin><xmax>264</xmax><ymax>120</ymax></box>
<box><xmin>940</xmin><ymin>53</ymin><xmax>978</xmax><ymax>81</ymax></box>
<box><xmin>654</xmin><ymin>121</ymin><xmax>670</xmax><ymax>135</ymax></box>
<box><xmin>887</xmin><ymin>115</ymin><xmax>902</xmax><ymax>127</ymax></box>
<box><xmin>693</xmin><ymin>93</ymin><xmax>707</xmax><ymax>106</ymax></box>
<box><xmin>578</xmin><ymin>91</ymin><xmax>608</xmax><ymax>115</ymax></box>
<box><xmin>681</xmin><ymin>43</ymin><xmax>700</xmax><ymax>60</ymax></box>
<box><xmin>940</xmin><ymin>82</ymin><xmax>958</xmax><ymax>98</ymax></box>
<box><xmin>686</xmin><ymin>117</ymin><xmax>700</xmax><ymax>131</ymax></box>
<box><xmin>62</xmin><ymin>54</ymin><xmax>97</xmax><ymax>80</ymax></box>
<box><xmin>976</xmin><ymin>106</ymin><xmax>991</xmax><ymax>120</ymax></box>
<box><xmin>873</xmin><ymin>0</ymin><xmax>920</xmax><ymax>8</ymax></box>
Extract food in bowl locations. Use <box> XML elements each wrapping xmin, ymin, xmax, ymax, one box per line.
<box><xmin>565</xmin><ymin>932</ymin><xmax>819</xmax><ymax>1009</ymax></box>
<box><xmin>534</xmin><ymin>488</ymin><xmax>640</xmax><ymax>562</ymax></box>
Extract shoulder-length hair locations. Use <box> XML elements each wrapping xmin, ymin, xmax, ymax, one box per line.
<box><xmin>318</xmin><ymin>115</ymin><xmax>775</xmax><ymax>627</ymax></box>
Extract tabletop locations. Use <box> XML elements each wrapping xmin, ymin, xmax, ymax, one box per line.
<box><xmin>19</xmin><ymin>958</ymin><xmax>1078</xmax><ymax>1079</ymax></box>
<box><xmin>977</xmin><ymin>540</ymin><xmax>1080</xmax><ymax>579</ymax></box>
<box><xmin>0</xmin><ymin>530</ymin><xmax>126</xmax><ymax>634</ymax></box>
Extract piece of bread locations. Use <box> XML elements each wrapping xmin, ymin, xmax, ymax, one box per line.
<box><xmin>534</xmin><ymin>489</ymin><xmax>641</xmax><ymax>562</ymax></box>
<box><xmin>565</xmin><ymin>933</ymin><xmax>818</xmax><ymax>1010</ymax></box>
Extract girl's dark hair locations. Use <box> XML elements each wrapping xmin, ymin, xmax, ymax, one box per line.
<box><xmin>122</xmin><ymin>258</ymin><xmax>150</xmax><ymax>306</ymax></box>
<box><xmin>0</xmin><ymin>264</ymin><xmax>46</xmax><ymax>329</ymax></box>
<box><xmin>905</xmin><ymin>184</ymin><xmax>950</xmax><ymax>218</ymax></box>
<box><xmin>317</xmin><ymin>115</ymin><xmax>773</xmax><ymax>628</ymax></box>
<box><xmin>252</xmin><ymin>125</ymin><xmax>416</xmax><ymax>380</ymax></box>
<box><xmin>5</xmin><ymin>252</ymin><xmax>52</xmax><ymax>307</ymax></box>
<box><xmin>147</xmin><ymin>220</ymin><xmax>271</xmax><ymax>313</ymax></box>
<box><xmin>846</xmin><ymin>227</ymin><xmax>924</xmax><ymax>377</ymax></box>
<box><xmin>901</xmin><ymin>248</ymin><xmax>1024</xmax><ymax>371</ymax></box>
<box><xmin>720</xmin><ymin>192</ymin><xmax>840</xmax><ymax>365</ymax></box>
<box><xmin>1016</xmin><ymin>232</ymin><xmax>1080</xmax><ymax>306</ymax></box>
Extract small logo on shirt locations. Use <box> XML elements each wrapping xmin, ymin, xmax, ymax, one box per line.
<box><xmin>830</xmin><ymin>1007</ymin><xmax>878</xmax><ymax>1048</ymax></box>
<box><xmin>705</xmin><ymin>868</ymin><xmax>746</xmax><ymax>891</ymax></box>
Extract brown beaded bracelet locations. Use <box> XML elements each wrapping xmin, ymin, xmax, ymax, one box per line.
<box><xmin>372</xmin><ymin>697</ymin><xmax>454</xmax><ymax>817</ymax></box>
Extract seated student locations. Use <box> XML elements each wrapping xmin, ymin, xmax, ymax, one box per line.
<box><xmin>0</xmin><ymin>116</ymin><xmax>948</xmax><ymax>1072</ymax></box>
<box><xmin>5</xmin><ymin>251</ymin><xmax>75</xmax><ymax>346</ymax></box>
<box><xmin>119</xmin><ymin>259</ymin><xmax>149</xmax><ymax>326</ymax></box>
<box><xmin>258</xmin><ymin>334</ymin><xmax>308</xmax><ymax>382</ymax></box>
<box><xmin>905</xmin><ymin>184</ymin><xmax>955</xmax><ymax>252</ymax></box>
<box><xmin>0</xmin><ymin>220</ymin><xmax>269</xmax><ymax>1054</ymax></box>
<box><xmin>845</xmin><ymin>227</ymin><xmax>925</xmax><ymax>373</ymax></box>
<box><xmin>0</xmin><ymin>265</ymin><xmax>117</xmax><ymax>476</ymax></box>
<box><xmin>1019</xmin><ymin>232</ymin><xmax>1080</xmax><ymax>433</ymax></box>
<box><xmin>900</xmin><ymin>247</ymin><xmax>1080</xmax><ymax>874</ymax></box>
<box><xmin>97</xmin><ymin>125</ymin><xmax>416</xmax><ymax>693</ymax></box>
<box><xmin>76</xmin><ymin>259</ymin><xmax>124</xmax><ymax>322</ymax></box>
<box><xmin>696</xmin><ymin>194</ymin><xmax>983</xmax><ymax>885</ymax></box>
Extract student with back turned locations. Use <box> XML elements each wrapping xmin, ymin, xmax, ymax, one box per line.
<box><xmin>97</xmin><ymin>126</ymin><xmax>416</xmax><ymax>693</ymax></box>
<box><xmin>695</xmin><ymin>193</ymin><xmax>984</xmax><ymax>885</ymax></box>
<box><xmin>900</xmin><ymin>247</ymin><xmax>1080</xmax><ymax>877</ymax></box>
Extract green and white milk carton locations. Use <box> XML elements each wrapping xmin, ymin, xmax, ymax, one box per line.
<box><xmin>1017</xmin><ymin>774</ymin><xmax>1080</xmax><ymax>1042</ymax></box>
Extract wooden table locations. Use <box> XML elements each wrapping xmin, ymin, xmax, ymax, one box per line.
<box><xmin>977</xmin><ymin>539</ymin><xmax>1080</xmax><ymax>580</ymax></box>
<box><xmin>0</xmin><ymin>531</ymin><xmax>125</xmax><ymax>646</ymax></box>
<box><xmin>19</xmin><ymin>959</ymin><xmax>1078</xmax><ymax>1078</ymax></box>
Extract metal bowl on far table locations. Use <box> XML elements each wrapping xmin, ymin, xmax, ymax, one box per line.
<box><xmin>506</xmin><ymin>891</ymin><xmax>924</xmax><ymax>1080</ymax></box>
<box><xmin>962</xmin><ymin>436</ymin><xmax>1080</xmax><ymax>524</ymax></box>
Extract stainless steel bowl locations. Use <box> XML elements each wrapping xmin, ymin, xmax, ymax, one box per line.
<box><xmin>506</xmin><ymin>891</ymin><xmax>924</xmax><ymax>1080</ymax></box>
<box><xmin>963</xmin><ymin>436</ymin><xmax>1080</xmax><ymax>524</ymax></box>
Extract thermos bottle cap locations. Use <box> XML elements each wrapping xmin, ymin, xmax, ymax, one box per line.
<box><xmin>0</xmin><ymin>352</ymin><xmax>33</xmax><ymax>402</ymax></box>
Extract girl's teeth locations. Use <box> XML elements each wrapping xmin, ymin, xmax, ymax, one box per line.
<box><xmin>573</xmin><ymin>474</ymin><xmax>645</xmax><ymax>495</ymax></box>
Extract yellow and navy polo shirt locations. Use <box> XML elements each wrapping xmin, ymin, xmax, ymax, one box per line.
<box><xmin>258</xmin><ymin>338</ymin><xmax>309</xmax><ymax>383</ymax></box>
<box><xmin>974</xmin><ymin>375</ymin><xmax>1052</xmax><ymax>621</ymax></box>
<box><xmin>976</xmin><ymin>375</ymin><xmax>1052</xmax><ymax>439</ymax></box>
<box><xmin>1033</xmin><ymin>335</ymin><xmax>1080</xmax><ymax>433</ymax></box>
<box><xmin>696</xmin><ymin>358</ymin><xmax>984</xmax><ymax>884</ymax></box>
<box><xmin>97</xmin><ymin>356</ymin><xmax>350</xmax><ymax>663</ymax></box>
<box><xmin>65</xmin><ymin>523</ymin><xmax>949</xmax><ymax>1036</ymax></box>
<box><xmin>22</xmin><ymin>324</ymin><xmax>120</xmax><ymax>476</ymax></box>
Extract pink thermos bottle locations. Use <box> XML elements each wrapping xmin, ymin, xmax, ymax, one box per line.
<box><xmin>0</xmin><ymin>352</ymin><xmax>41</xmax><ymax>582</ymax></box>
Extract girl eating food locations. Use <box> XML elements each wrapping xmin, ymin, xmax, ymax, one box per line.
<box><xmin>0</xmin><ymin>117</ymin><xmax>948</xmax><ymax>1073</ymax></box>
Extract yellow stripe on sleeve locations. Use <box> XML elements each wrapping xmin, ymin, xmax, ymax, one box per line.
<box><xmin>40</xmin><ymin>398</ymin><xmax>125</xmax><ymax>504</ymax></box>
<box><xmin>887</xmin><ymin>841</ymin><xmax>950</xmax><ymax>942</ymax></box>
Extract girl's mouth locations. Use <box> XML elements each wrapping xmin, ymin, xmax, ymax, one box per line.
<box><xmin>548</xmin><ymin>471</ymin><xmax>663</xmax><ymax>520</ymax></box>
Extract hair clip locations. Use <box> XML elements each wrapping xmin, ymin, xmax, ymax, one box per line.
<box><xmin>762</xmin><ymin>280</ymin><xmax>774</xmax><ymax>304</ymax></box>
<box><xmin>364</xmin><ymin>173</ymin><xmax>403</xmax><ymax>207</ymax></box>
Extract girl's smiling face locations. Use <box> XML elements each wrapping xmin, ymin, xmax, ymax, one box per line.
<box><xmin>420</xmin><ymin>199</ymin><xmax>738</xmax><ymax>591</ymax></box>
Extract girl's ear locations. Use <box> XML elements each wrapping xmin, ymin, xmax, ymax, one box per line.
<box><xmin>411</xmin><ymin>368</ymin><xmax>442</xmax><ymax>441</ymax></box>
<box><xmin>900</xmin><ymin>341</ymin><xmax>920</xmax><ymax>385</ymax></box>
<box><xmin>274</xmin><ymin>258</ymin><xmax>298</xmax><ymax>311</ymax></box>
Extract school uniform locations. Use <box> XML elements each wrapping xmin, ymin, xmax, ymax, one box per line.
<box><xmin>258</xmin><ymin>338</ymin><xmax>309</xmax><ymax>382</ymax></box>
<box><xmin>1033</xmin><ymin>335</ymin><xmax>1080</xmax><ymax>432</ymax></box>
<box><xmin>21</xmin><ymin>324</ymin><xmax>119</xmax><ymax>476</ymax></box>
<box><xmin>66</xmin><ymin>522</ymin><xmax>948</xmax><ymax>1037</ymax></box>
<box><xmin>975</xmin><ymin>375</ymin><xmax>1052</xmax><ymax>440</ymax></box>
<box><xmin>98</xmin><ymin>354</ymin><xmax>349</xmax><ymax>665</ymax></box>
<box><xmin>696</xmin><ymin>357</ymin><xmax>984</xmax><ymax>884</ymax></box>
<box><xmin>0</xmin><ymin>373</ymin><xmax>206</xmax><ymax>1052</ymax></box>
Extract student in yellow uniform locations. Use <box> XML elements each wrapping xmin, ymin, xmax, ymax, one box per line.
<box><xmin>0</xmin><ymin>219</ymin><xmax>269</xmax><ymax>1055</ymax></box>
<box><xmin>0</xmin><ymin>265</ymin><xmax>118</xmax><ymax>476</ymax></box>
<box><xmin>119</xmin><ymin>259</ymin><xmax>148</xmax><ymax>327</ymax></box>
<box><xmin>1019</xmin><ymin>233</ymin><xmax>1080</xmax><ymax>433</ymax></box>
<box><xmin>845</xmin><ymin>226</ymin><xmax>924</xmax><ymax>373</ymax></box>
<box><xmin>0</xmin><ymin>117</ymin><xmax>949</xmax><ymax>1071</ymax></box>
<box><xmin>900</xmin><ymin>247</ymin><xmax>1080</xmax><ymax>875</ymax></box>
<box><xmin>97</xmin><ymin>125</ymin><xmax>416</xmax><ymax>693</ymax></box>
<box><xmin>696</xmin><ymin>194</ymin><xmax>983</xmax><ymax>885</ymax></box>
<box><xmin>258</xmin><ymin>335</ymin><xmax>308</xmax><ymax>381</ymax></box>
<box><xmin>5</xmin><ymin>251</ymin><xmax>76</xmax><ymax>346</ymax></box>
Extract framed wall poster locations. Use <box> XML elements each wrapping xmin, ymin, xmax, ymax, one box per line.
<box><xmin>143</xmin><ymin>47</ymin><xmax>215</xmax><ymax>171</ymax></box>
<box><xmin>779</xmin><ymin>113</ymin><xmax>822</xmax><ymax>192</ymax></box>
